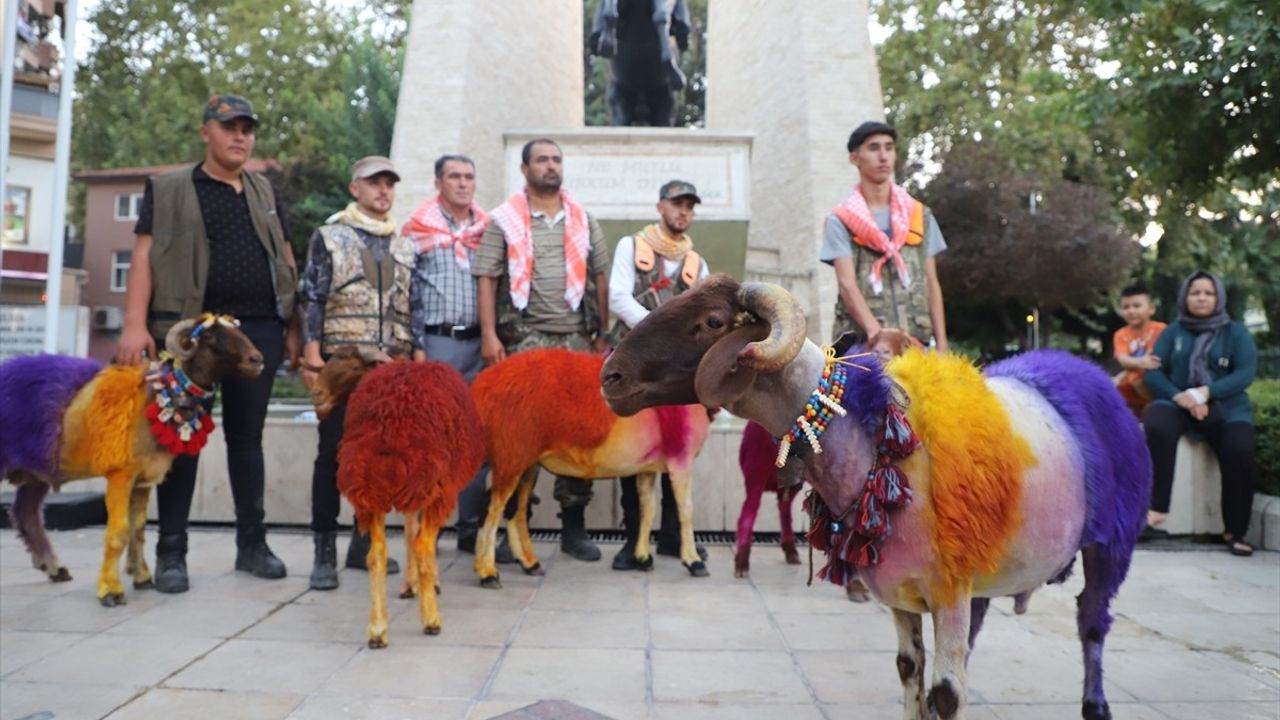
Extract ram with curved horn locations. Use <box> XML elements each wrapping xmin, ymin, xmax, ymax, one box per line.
<box><xmin>601</xmin><ymin>275</ymin><xmax>1150</xmax><ymax>720</ymax></box>
<box><xmin>0</xmin><ymin>313</ymin><xmax>264</xmax><ymax>606</ymax></box>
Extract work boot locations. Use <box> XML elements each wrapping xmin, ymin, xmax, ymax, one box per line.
<box><xmin>309</xmin><ymin>530</ymin><xmax>339</xmax><ymax>590</ymax></box>
<box><xmin>457</xmin><ymin>528</ymin><xmax>516</xmax><ymax>564</ymax></box>
<box><xmin>345</xmin><ymin>527</ymin><xmax>400</xmax><ymax>574</ymax></box>
<box><xmin>612</xmin><ymin>477</ymin><xmax>646</xmax><ymax>571</ymax></box>
<box><xmin>235</xmin><ymin>526</ymin><xmax>287</xmax><ymax>579</ymax></box>
<box><xmin>655</xmin><ymin>482</ymin><xmax>707</xmax><ymax>561</ymax></box>
<box><xmin>154</xmin><ymin>532</ymin><xmax>189</xmax><ymax>594</ymax></box>
<box><xmin>559</xmin><ymin>505</ymin><xmax>601</xmax><ymax>562</ymax></box>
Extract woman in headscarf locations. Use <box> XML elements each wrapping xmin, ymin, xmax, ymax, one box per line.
<box><xmin>1143</xmin><ymin>271</ymin><xmax>1259</xmax><ymax>555</ymax></box>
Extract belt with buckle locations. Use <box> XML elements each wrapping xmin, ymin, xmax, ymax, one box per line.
<box><xmin>423</xmin><ymin>324</ymin><xmax>481</xmax><ymax>340</ymax></box>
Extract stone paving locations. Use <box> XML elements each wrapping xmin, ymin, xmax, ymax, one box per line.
<box><xmin>0</xmin><ymin>527</ymin><xmax>1277</xmax><ymax>720</ymax></box>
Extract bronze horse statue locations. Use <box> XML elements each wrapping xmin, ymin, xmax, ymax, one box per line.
<box><xmin>588</xmin><ymin>0</ymin><xmax>691</xmax><ymax>126</ymax></box>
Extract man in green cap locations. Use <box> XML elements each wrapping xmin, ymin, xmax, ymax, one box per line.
<box><xmin>116</xmin><ymin>93</ymin><xmax>300</xmax><ymax>594</ymax></box>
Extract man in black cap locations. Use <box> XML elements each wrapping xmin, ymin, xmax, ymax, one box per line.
<box><xmin>607</xmin><ymin>179</ymin><xmax>710</xmax><ymax>570</ymax></box>
<box><xmin>116</xmin><ymin>93</ymin><xmax>300</xmax><ymax>593</ymax></box>
<box><xmin>298</xmin><ymin>155</ymin><xmax>418</xmax><ymax>590</ymax></box>
<box><xmin>819</xmin><ymin>120</ymin><xmax>949</xmax><ymax>351</ymax></box>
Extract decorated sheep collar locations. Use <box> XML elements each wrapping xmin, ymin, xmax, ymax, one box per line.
<box><xmin>782</xmin><ymin>346</ymin><xmax>921</xmax><ymax>584</ymax></box>
<box><xmin>144</xmin><ymin>353</ymin><xmax>216</xmax><ymax>457</ymax></box>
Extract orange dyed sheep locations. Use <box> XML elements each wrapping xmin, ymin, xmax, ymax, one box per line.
<box><xmin>335</xmin><ymin>359</ymin><xmax>484</xmax><ymax>647</ymax></box>
<box><xmin>469</xmin><ymin>348</ymin><xmax>711</xmax><ymax>588</ymax></box>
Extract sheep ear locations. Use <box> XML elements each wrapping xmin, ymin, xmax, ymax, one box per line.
<box><xmin>694</xmin><ymin>325</ymin><xmax>768</xmax><ymax>409</ymax></box>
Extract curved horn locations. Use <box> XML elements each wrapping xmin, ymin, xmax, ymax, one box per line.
<box><xmin>165</xmin><ymin>319</ymin><xmax>201</xmax><ymax>360</ymax></box>
<box><xmin>735</xmin><ymin>282</ymin><xmax>807</xmax><ymax>372</ymax></box>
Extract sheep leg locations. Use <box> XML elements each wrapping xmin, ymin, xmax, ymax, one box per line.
<box><xmin>505</xmin><ymin>467</ymin><xmax>543</xmax><ymax>575</ymax></box>
<box><xmin>778</xmin><ymin>485</ymin><xmax>801</xmax><ymax>564</ymax></box>
<box><xmin>364</xmin><ymin>511</ymin><xmax>390</xmax><ymax>648</ymax></box>
<box><xmin>9</xmin><ymin>475</ymin><xmax>70</xmax><ymax>582</ymax></box>
<box><xmin>927</xmin><ymin>599</ymin><xmax>972</xmax><ymax>720</ymax></box>
<box><xmin>400</xmin><ymin>511</ymin><xmax>420</xmax><ymax>599</ymax></box>
<box><xmin>125</xmin><ymin>482</ymin><xmax>153</xmax><ymax>589</ymax></box>
<box><xmin>96</xmin><ymin>471</ymin><xmax>134</xmax><ymax>606</ymax></box>
<box><xmin>414</xmin><ymin>515</ymin><xmax>443</xmax><ymax>635</ymax></box>
<box><xmin>893</xmin><ymin>608</ymin><xmax>927</xmax><ymax>720</ymax></box>
<box><xmin>733</xmin><ymin>477</ymin><xmax>764</xmax><ymax>578</ymax></box>
<box><xmin>1078</xmin><ymin>545</ymin><xmax>1122</xmax><ymax>720</ymax></box>
<box><xmin>667</xmin><ymin>469</ymin><xmax>707</xmax><ymax>576</ymax></box>
<box><xmin>633</xmin><ymin>472</ymin><xmax>657</xmax><ymax>570</ymax></box>
<box><xmin>475</xmin><ymin>469</ymin><xmax>519</xmax><ymax>588</ymax></box>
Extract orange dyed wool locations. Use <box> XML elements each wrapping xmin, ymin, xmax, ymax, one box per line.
<box><xmin>60</xmin><ymin>365</ymin><xmax>148</xmax><ymax>473</ymax></box>
<box><xmin>888</xmin><ymin>351</ymin><xmax>1036</xmax><ymax>606</ymax></box>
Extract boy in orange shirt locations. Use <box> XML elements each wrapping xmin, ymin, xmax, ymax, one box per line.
<box><xmin>1113</xmin><ymin>284</ymin><xmax>1166</xmax><ymax>416</ymax></box>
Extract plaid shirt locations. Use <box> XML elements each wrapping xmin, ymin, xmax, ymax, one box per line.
<box><xmin>410</xmin><ymin>210</ymin><xmax>480</xmax><ymax>350</ymax></box>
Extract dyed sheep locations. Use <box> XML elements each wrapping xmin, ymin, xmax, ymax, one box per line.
<box><xmin>329</xmin><ymin>356</ymin><xmax>484</xmax><ymax>647</ymax></box>
<box><xmin>734</xmin><ymin>420</ymin><xmax>803</xmax><ymax>577</ymax></box>
<box><xmin>470</xmin><ymin>348</ymin><xmax>710</xmax><ymax>588</ymax></box>
<box><xmin>0</xmin><ymin>316</ymin><xmax>263</xmax><ymax>605</ymax></box>
<box><xmin>601</xmin><ymin>276</ymin><xmax>1151</xmax><ymax>720</ymax></box>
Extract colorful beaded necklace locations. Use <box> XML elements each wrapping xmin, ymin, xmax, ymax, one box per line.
<box><xmin>773</xmin><ymin>346</ymin><xmax>871</xmax><ymax>468</ymax></box>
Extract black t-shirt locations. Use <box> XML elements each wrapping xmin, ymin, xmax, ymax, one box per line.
<box><xmin>135</xmin><ymin>164</ymin><xmax>290</xmax><ymax>319</ymax></box>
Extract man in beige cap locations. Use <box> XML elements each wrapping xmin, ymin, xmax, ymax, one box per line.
<box><xmin>298</xmin><ymin>155</ymin><xmax>419</xmax><ymax>589</ymax></box>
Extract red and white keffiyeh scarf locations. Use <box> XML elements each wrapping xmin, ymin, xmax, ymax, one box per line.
<box><xmin>832</xmin><ymin>184</ymin><xmax>919</xmax><ymax>295</ymax></box>
<box><xmin>489</xmin><ymin>189</ymin><xmax>590</xmax><ymax>311</ymax></box>
<box><xmin>401</xmin><ymin>196</ymin><xmax>489</xmax><ymax>271</ymax></box>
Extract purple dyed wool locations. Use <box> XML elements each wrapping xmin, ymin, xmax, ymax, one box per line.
<box><xmin>0</xmin><ymin>354</ymin><xmax>103</xmax><ymax>477</ymax></box>
<box><xmin>984</xmin><ymin>349</ymin><xmax>1152</xmax><ymax>590</ymax></box>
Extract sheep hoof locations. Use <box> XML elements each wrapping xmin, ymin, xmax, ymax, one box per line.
<box><xmin>133</xmin><ymin>578</ymin><xmax>154</xmax><ymax>590</ymax></box>
<box><xmin>368</xmin><ymin>636</ymin><xmax>388</xmax><ymax>650</ymax></box>
<box><xmin>734</xmin><ymin>551</ymin><xmax>749</xmax><ymax>578</ymax></box>
<box><xmin>435</xmin><ymin>584</ymin><xmax>442</xmax><ymax>596</ymax></box>
<box><xmin>685</xmin><ymin>561</ymin><xmax>710</xmax><ymax>577</ymax></box>
<box><xmin>99</xmin><ymin>592</ymin><xmax>126</xmax><ymax>608</ymax></box>
<box><xmin>50</xmin><ymin>567</ymin><xmax>72</xmax><ymax>583</ymax></box>
<box><xmin>734</xmin><ymin>567</ymin><xmax>749</xmax><ymax>579</ymax></box>
<box><xmin>522</xmin><ymin>562</ymin><xmax>544</xmax><ymax>576</ymax></box>
<box><xmin>480</xmin><ymin>575</ymin><xmax>502</xmax><ymax>590</ymax></box>
<box><xmin>399</xmin><ymin>587</ymin><xmax>416</xmax><ymax>599</ymax></box>
<box><xmin>423</xmin><ymin>624</ymin><xmax>441</xmax><ymax>636</ymax></box>
<box><xmin>781</xmin><ymin>541</ymin><xmax>801</xmax><ymax>565</ymax></box>
<box><xmin>635</xmin><ymin>555</ymin><xmax>654</xmax><ymax>571</ymax></box>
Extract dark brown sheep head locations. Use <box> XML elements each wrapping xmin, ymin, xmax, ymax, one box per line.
<box><xmin>165</xmin><ymin>314</ymin><xmax>264</xmax><ymax>385</ymax></box>
<box><xmin>601</xmin><ymin>274</ymin><xmax>807</xmax><ymax>416</ymax></box>
<box><xmin>311</xmin><ymin>346</ymin><xmax>393</xmax><ymax>420</ymax></box>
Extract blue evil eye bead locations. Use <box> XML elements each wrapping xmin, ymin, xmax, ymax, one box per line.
<box><xmin>829</xmin><ymin>520</ymin><xmax>843</xmax><ymax>535</ymax></box>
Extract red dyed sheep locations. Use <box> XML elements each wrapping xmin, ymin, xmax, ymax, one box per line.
<box><xmin>470</xmin><ymin>348</ymin><xmax>710</xmax><ymax>587</ymax></box>
<box><xmin>734</xmin><ymin>420</ymin><xmax>803</xmax><ymax>578</ymax></box>
<box><xmin>334</xmin><ymin>358</ymin><xmax>484</xmax><ymax>647</ymax></box>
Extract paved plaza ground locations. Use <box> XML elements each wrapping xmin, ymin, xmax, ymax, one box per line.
<box><xmin>0</xmin><ymin>527</ymin><xmax>1277</xmax><ymax>719</ymax></box>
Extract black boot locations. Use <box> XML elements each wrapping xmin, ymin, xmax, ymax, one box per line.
<box><xmin>154</xmin><ymin>532</ymin><xmax>189</xmax><ymax>594</ymax></box>
<box><xmin>309</xmin><ymin>531</ymin><xmax>339</xmax><ymax>590</ymax></box>
<box><xmin>656</xmin><ymin>478</ymin><xmax>707</xmax><ymax>561</ymax></box>
<box><xmin>560</xmin><ymin>505</ymin><xmax>601</xmax><ymax>562</ymax></box>
<box><xmin>612</xmin><ymin>477</ymin><xmax>647</xmax><ymax>571</ymax></box>
<box><xmin>456</xmin><ymin>527</ymin><xmax>516</xmax><ymax>564</ymax></box>
<box><xmin>345</xmin><ymin>526</ymin><xmax>400</xmax><ymax>574</ymax></box>
<box><xmin>235</xmin><ymin>526</ymin><xmax>287</xmax><ymax>579</ymax></box>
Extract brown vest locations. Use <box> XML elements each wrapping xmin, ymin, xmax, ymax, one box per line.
<box><xmin>145</xmin><ymin>165</ymin><xmax>296</xmax><ymax>338</ymax></box>
<box><xmin>317</xmin><ymin>224</ymin><xmax>414</xmax><ymax>355</ymax></box>
<box><xmin>831</xmin><ymin>203</ymin><xmax>933</xmax><ymax>342</ymax></box>
<box><xmin>609</xmin><ymin>236</ymin><xmax>702</xmax><ymax>343</ymax></box>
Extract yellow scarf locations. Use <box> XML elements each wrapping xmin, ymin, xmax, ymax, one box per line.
<box><xmin>638</xmin><ymin>223</ymin><xmax>693</xmax><ymax>261</ymax></box>
<box><xmin>327</xmin><ymin>202</ymin><xmax>397</xmax><ymax>237</ymax></box>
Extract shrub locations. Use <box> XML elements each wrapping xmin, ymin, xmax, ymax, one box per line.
<box><xmin>1250</xmin><ymin>379</ymin><xmax>1280</xmax><ymax>497</ymax></box>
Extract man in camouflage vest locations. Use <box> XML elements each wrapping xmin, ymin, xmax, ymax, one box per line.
<box><xmin>298</xmin><ymin>156</ymin><xmax>416</xmax><ymax>590</ymax></box>
<box><xmin>820</xmin><ymin>121</ymin><xmax>949</xmax><ymax>351</ymax></box>
<box><xmin>607</xmin><ymin>180</ymin><xmax>709</xmax><ymax>571</ymax></box>
<box><xmin>473</xmin><ymin>138</ymin><xmax>612</xmax><ymax>562</ymax></box>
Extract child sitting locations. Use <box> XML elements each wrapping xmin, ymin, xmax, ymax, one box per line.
<box><xmin>1113</xmin><ymin>284</ymin><xmax>1167</xmax><ymax>417</ymax></box>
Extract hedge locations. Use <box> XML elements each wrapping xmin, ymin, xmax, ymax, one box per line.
<box><xmin>1251</xmin><ymin>379</ymin><xmax>1280</xmax><ymax>497</ymax></box>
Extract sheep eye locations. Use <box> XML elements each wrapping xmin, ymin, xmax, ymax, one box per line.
<box><xmin>706</xmin><ymin>317</ymin><xmax>725</xmax><ymax>330</ymax></box>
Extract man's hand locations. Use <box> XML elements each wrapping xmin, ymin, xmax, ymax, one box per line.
<box><xmin>1138</xmin><ymin>355</ymin><xmax>1162</xmax><ymax>370</ymax></box>
<box><xmin>299</xmin><ymin>343</ymin><xmax>324</xmax><ymax>392</ymax></box>
<box><xmin>481</xmin><ymin>333</ymin><xmax>506</xmax><ymax>366</ymax></box>
<box><xmin>591</xmin><ymin>336</ymin><xmax>610</xmax><ymax>354</ymax></box>
<box><xmin>284</xmin><ymin>321</ymin><xmax>302</xmax><ymax>370</ymax></box>
<box><xmin>115</xmin><ymin>325</ymin><xmax>156</xmax><ymax>365</ymax></box>
<box><xmin>413</xmin><ymin>349</ymin><xmax>427</xmax><ymax>362</ymax></box>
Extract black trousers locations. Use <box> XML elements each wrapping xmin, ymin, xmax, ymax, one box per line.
<box><xmin>1144</xmin><ymin>400</ymin><xmax>1256</xmax><ymax>539</ymax></box>
<box><xmin>311</xmin><ymin>403</ymin><xmax>346</xmax><ymax>533</ymax></box>
<box><xmin>156</xmin><ymin>318</ymin><xmax>284</xmax><ymax>537</ymax></box>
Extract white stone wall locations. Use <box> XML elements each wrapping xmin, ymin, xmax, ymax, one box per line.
<box><xmin>706</xmin><ymin>0</ymin><xmax>884</xmax><ymax>341</ymax></box>
<box><xmin>389</xmin><ymin>0</ymin><xmax>585</xmax><ymax>222</ymax></box>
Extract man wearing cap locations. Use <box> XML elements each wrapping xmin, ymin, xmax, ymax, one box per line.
<box><xmin>820</xmin><ymin>121</ymin><xmax>949</xmax><ymax>351</ymax></box>
<box><xmin>116</xmin><ymin>93</ymin><xmax>299</xmax><ymax>593</ymax></box>
<box><xmin>607</xmin><ymin>180</ymin><xmax>710</xmax><ymax>570</ymax></box>
<box><xmin>473</xmin><ymin>137</ymin><xmax>612</xmax><ymax>562</ymax></box>
<box><xmin>298</xmin><ymin>155</ymin><xmax>418</xmax><ymax>590</ymax></box>
<box><xmin>400</xmin><ymin>154</ymin><xmax>513</xmax><ymax>565</ymax></box>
